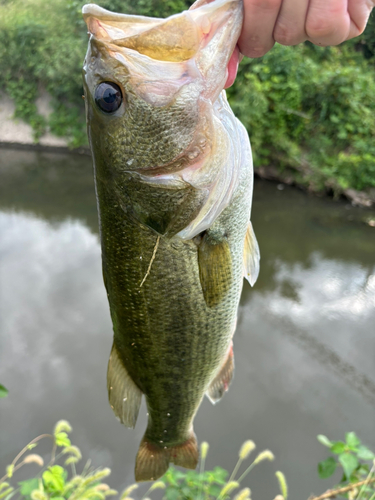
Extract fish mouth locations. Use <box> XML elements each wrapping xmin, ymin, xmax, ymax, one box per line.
<box><xmin>82</xmin><ymin>0</ymin><xmax>243</xmax><ymax>66</ymax></box>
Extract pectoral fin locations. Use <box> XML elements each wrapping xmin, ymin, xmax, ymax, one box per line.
<box><xmin>107</xmin><ymin>344</ymin><xmax>142</xmax><ymax>428</ymax></box>
<box><xmin>198</xmin><ymin>231</ymin><xmax>232</xmax><ymax>308</ymax></box>
<box><xmin>243</xmin><ymin>221</ymin><xmax>260</xmax><ymax>286</ymax></box>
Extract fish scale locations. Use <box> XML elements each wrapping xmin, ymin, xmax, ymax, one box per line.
<box><xmin>83</xmin><ymin>0</ymin><xmax>259</xmax><ymax>482</ymax></box>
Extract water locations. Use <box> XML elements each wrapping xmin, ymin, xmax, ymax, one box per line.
<box><xmin>1</xmin><ymin>149</ymin><xmax>374</xmax><ymax>499</ymax></box>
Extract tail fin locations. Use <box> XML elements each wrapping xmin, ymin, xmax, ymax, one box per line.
<box><xmin>135</xmin><ymin>430</ymin><xmax>198</xmax><ymax>482</ymax></box>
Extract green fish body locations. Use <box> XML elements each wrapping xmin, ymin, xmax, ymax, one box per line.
<box><xmin>82</xmin><ymin>0</ymin><xmax>259</xmax><ymax>481</ymax></box>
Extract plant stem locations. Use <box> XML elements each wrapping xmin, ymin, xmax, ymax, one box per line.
<box><xmin>236</xmin><ymin>463</ymin><xmax>256</xmax><ymax>484</ymax></box>
<box><xmin>357</xmin><ymin>462</ymin><xmax>375</xmax><ymax>500</ymax></box>
<box><xmin>197</xmin><ymin>454</ymin><xmax>207</xmax><ymax>500</ymax></box>
<box><xmin>228</xmin><ymin>458</ymin><xmax>243</xmax><ymax>483</ymax></box>
<box><xmin>0</xmin><ymin>435</ymin><xmax>53</xmax><ymax>484</ymax></box>
<box><xmin>308</xmin><ymin>477</ymin><xmax>375</xmax><ymax>500</ymax></box>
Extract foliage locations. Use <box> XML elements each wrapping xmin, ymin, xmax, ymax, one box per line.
<box><xmin>0</xmin><ymin>384</ymin><xmax>8</xmax><ymax>398</ymax></box>
<box><xmin>0</xmin><ymin>420</ymin><xmax>117</xmax><ymax>500</ymax></box>
<box><xmin>227</xmin><ymin>42</ymin><xmax>375</xmax><ymax>193</ymax></box>
<box><xmin>0</xmin><ymin>424</ymin><xmax>285</xmax><ymax>500</ymax></box>
<box><xmin>0</xmin><ymin>0</ymin><xmax>375</xmax><ymax>193</ymax></box>
<box><xmin>314</xmin><ymin>432</ymin><xmax>375</xmax><ymax>499</ymax></box>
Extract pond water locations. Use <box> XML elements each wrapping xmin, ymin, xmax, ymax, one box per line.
<box><xmin>1</xmin><ymin>148</ymin><xmax>375</xmax><ymax>500</ymax></box>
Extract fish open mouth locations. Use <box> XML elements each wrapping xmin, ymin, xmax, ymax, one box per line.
<box><xmin>83</xmin><ymin>0</ymin><xmax>242</xmax><ymax>65</ymax></box>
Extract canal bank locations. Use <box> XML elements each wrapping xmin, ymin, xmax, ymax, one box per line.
<box><xmin>1</xmin><ymin>92</ymin><xmax>374</xmax><ymax>210</ymax></box>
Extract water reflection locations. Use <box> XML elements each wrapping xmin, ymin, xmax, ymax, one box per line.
<box><xmin>0</xmin><ymin>150</ymin><xmax>375</xmax><ymax>500</ymax></box>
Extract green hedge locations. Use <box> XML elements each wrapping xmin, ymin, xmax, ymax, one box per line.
<box><xmin>0</xmin><ymin>0</ymin><xmax>374</xmax><ymax>192</ymax></box>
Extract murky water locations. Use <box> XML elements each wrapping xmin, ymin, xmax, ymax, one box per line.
<box><xmin>1</xmin><ymin>149</ymin><xmax>374</xmax><ymax>499</ymax></box>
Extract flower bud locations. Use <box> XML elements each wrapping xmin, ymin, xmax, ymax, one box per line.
<box><xmin>239</xmin><ymin>440</ymin><xmax>256</xmax><ymax>460</ymax></box>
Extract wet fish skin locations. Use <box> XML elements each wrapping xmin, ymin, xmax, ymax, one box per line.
<box><xmin>82</xmin><ymin>0</ymin><xmax>259</xmax><ymax>481</ymax></box>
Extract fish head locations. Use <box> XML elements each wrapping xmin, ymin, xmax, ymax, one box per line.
<box><xmin>82</xmin><ymin>0</ymin><xmax>243</xmax><ymax>174</ymax></box>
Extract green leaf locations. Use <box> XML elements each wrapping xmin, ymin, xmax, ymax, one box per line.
<box><xmin>339</xmin><ymin>453</ymin><xmax>359</xmax><ymax>479</ymax></box>
<box><xmin>357</xmin><ymin>446</ymin><xmax>375</xmax><ymax>461</ymax></box>
<box><xmin>19</xmin><ymin>479</ymin><xmax>39</xmax><ymax>499</ymax></box>
<box><xmin>42</xmin><ymin>466</ymin><xmax>66</xmax><ymax>493</ymax></box>
<box><xmin>317</xmin><ymin>435</ymin><xmax>333</xmax><ymax>448</ymax></box>
<box><xmin>330</xmin><ymin>442</ymin><xmax>346</xmax><ymax>454</ymax></box>
<box><xmin>345</xmin><ymin>432</ymin><xmax>361</xmax><ymax>449</ymax></box>
<box><xmin>318</xmin><ymin>457</ymin><xmax>337</xmax><ymax>479</ymax></box>
<box><xmin>0</xmin><ymin>385</ymin><xmax>8</xmax><ymax>398</ymax></box>
<box><xmin>54</xmin><ymin>432</ymin><xmax>71</xmax><ymax>448</ymax></box>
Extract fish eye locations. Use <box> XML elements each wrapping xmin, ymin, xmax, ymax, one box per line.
<box><xmin>95</xmin><ymin>82</ymin><xmax>122</xmax><ymax>113</ymax></box>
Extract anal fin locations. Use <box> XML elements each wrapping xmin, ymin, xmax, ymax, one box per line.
<box><xmin>206</xmin><ymin>344</ymin><xmax>234</xmax><ymax>404</ymax></box>
<box><xmin>107</xmin><ymin>343</ymin><xmax>142</xmax><ymax>428</ymax></box>
<box><xmin>243</xmin><ymin>221</ymin><xmax>260</xmax><ymax>286</ymax></box>
<box><xmin>135</xmin><ymin>430</ymin><xmax>198</xmax><ymax>482</ymax></box>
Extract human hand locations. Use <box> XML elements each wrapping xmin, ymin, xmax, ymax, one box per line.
<box><xmin>224</xmin><ymin>0</ymin><xmax>375</xmax><ymax>87</ymax></box>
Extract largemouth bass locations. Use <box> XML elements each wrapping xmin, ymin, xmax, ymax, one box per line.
<box><xmin>82</xmin><ymin>0</ymin><xmax>260</xmax><ymax>481</ymax></box>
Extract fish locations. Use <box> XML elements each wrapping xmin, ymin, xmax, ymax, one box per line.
<box><xmin>82</xmin><ymin>0</ymin><xmax>260</xmax><ymax>482</ymax></box>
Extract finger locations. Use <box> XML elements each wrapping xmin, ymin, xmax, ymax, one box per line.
<box><xmin>305</xmin><ymin>0</ymin><xmax>351</xmax><ymax>46</ymax></box>
<box><xmin>273</xmin><ymin>0</ymin><xmax>310</xmax><ymax>45</ymax></box>
<box><xmin>346</xmin><ymin>0</ymin><xmax>375</xmax><ymax>39</ymax></box>
<box><xmin>238</xmin><ymin>0</ymin><xmax>283</xmax><ymax>58</ymax></box>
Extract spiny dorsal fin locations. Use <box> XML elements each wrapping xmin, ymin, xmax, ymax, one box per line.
<box><xmin>206</xmin><ymin>343</ymin><xmax>234</xmax><ymax>404</ymax></box>
<box><xmin>243</xmin><ymin>221</ymin><xmax>260</xmax><ymax>287</ymax></box>
<box><xmin>198</xmin><ymin>230</ymin><xmax>232</xmax><ymax>308</ymax></box>
<box><xmin>107</xmin><ymin>344</ymin><xmax>142</xmax><ymax>428</ymax></box>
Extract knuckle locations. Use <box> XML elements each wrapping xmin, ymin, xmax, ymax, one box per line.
<box><xmin>273</xmin><ymin>23</ymin><xmax>302</xmax><ymax>45</ymax></box>
<box><xmin>306</xmin><ymin>16</ymin><xmax>343</xmax><ymax>42</ymax></box>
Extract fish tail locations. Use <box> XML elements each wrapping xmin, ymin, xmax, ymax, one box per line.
<box><xmin>135</xmin><ymin>430</ymin><xmax>198</xmax><ymax>482</ymax></box>
<box><xmin>169</xmin><ymin>430</ymin><xmax>198</xmax><ymax>469</ymax></box>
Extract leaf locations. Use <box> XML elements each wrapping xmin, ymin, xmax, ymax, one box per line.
<box><xmin>211</xmin><ymin>466</ymin><xmax>228</xmax><ymax>484</ymax></box>
<box><xmin>317</xmin><ymin>435</ymin><xmax>333</xmax><ymax>448</ymax></box>
<box><xmin>54</xmin><ymin>432</ymin><xmax>71</xmax><ymax>448</ymax></box>
<box><xmin>19</xmin><ymin>479</ymin><xmax>39</xmax><ymax>499</ymax></box>
<box><xmin>345</xmin><ymin>432</ymin><xmax>361</xmax><ymax>449</ymax></box>
<box><xmin>330</xmin><ymin>442</ymin><xmax>346</xmax><ymax>454</ymax></box>
<box><xmin>42</xmin><ymin>465</ymin><xmax>66</xmax><ymax>492</ymax></box>
<box><xmin>338</xmin><ymin>453</ymin><xmax>359</xmax><ymax>479</ymax></box>
<box><xmin>318</xmin><ymin>457</ymin><xmax>337</xmax><ymax>479</ymax></box>
<box><xmin>0</xmin><ymin>385</ymin><xmax>8</xmax><ymax>398</ymax></box>
<box><xmin>357</xmin><ymin>446</ymin><xmax>375</xmax><ymax>461</ymax></box>
<box><xmin>208</xmin><ymin>484</ymin><xmax>221</xmax><ymax>497</ymax></box>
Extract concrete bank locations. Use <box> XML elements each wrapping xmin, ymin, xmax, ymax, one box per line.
<box><xmin>1</xmin><ymin>92</ymin><xmax>374</xmax><ymax>209</ymax></box>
